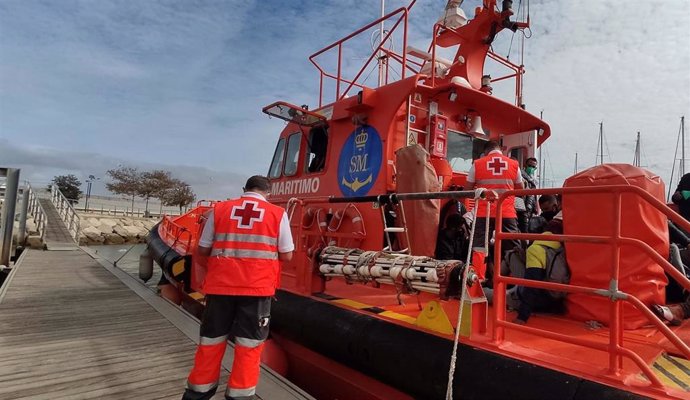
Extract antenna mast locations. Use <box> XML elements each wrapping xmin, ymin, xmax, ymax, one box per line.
<box><xmin>574</xmin><ymin>152</ymin><xmax>578</xmax><ymax>174</ymax></box>
<box><xmin>377</xmin><ymin>0</ymin><xmax>386</xmax><ymax>87</ymax></box>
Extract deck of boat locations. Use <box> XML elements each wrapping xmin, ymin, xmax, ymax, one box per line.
<box><xmin>0</xmin><ymin>248</ymin><xmax>313</xmax><ymax>400</ymax></box>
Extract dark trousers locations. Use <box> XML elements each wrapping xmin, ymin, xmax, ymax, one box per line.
<box><xmin>183</xmin><ymin>295</ymin><xmax>271</xmax><ymax>400</ymax></box>
<box><xmin>472</xmin><ymin>217</ymin><xmax>521</xmax><ymax>255</ymax></box>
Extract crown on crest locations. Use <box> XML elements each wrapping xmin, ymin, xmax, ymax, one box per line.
<box><xmin>355</xmin><ymin>129</ymin><xmax>368</xmax><ymax>149</ymax></box>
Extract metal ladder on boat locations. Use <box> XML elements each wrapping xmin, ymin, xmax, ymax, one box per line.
<box><xmin>405</xmin><ymin>94</ymin><xmax>431</xmax><ymax>147</ymax></box>
<box><xmin>380</xmin><ymin>200</ymin><xmax>411</xmax><ymax>254</ymax></box>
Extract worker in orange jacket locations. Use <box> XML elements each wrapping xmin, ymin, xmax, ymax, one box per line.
<box><xmin>182</xmin><ymin>175</ymin><xmax>294</xmax><ymax>400</ymax></box>
<box><xmin>465</xmin><ymin>141</ymin><xmax>524</xmax><ymax>280</ymax></box>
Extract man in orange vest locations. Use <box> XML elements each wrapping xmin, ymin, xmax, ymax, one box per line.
<box><xmin>465</xmin><ymin>141</ymin><xmax>523</xmax><ymax>280</ymax></box>
<box><xmin>182</xmin><ymin>175</ymin><xmax>294</xmax><ymax>400</ymax></box>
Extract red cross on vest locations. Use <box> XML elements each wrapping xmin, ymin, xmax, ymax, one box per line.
<box><xmin>487</xmin><ymin>157</ymin><xmax>508</xmax><ymax>175</ymax></box>
<box><xmin>231</xmin><ymin>200</ymin><xmax>265</xmax><ymax>229</ymax></box>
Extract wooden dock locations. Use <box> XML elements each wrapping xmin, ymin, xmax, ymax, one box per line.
<box><xmin>0</xmin><ymin>249</ymin><xmax>313</xmax><ymax>400</ymax></box>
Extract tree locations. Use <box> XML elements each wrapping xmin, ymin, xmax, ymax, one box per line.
<box><xmin>51</xmin><ymin>175</ymin><xmax>82</xmax><ymax>204</ymax></box>
<box><xmin>137</xmin><ymin>170</ymin><xmax>174</xmax><ymax>214</ymax></box>
<box><xmin>106</xmin><ymin>167</ymin><xmax>140</xmax><ymax>213</ymax></box>
<box><xmin>161</xmin><ymin>179</ymin><xmax>197</xmax><ymax>213</ymax></box>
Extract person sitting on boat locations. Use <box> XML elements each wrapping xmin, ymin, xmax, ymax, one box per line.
<box><xmin>672</xmin><ymin>173</ymin><xmax>690</xmax><ymax>222</ymax></box>
<box><xmin>651</xmin><ymin>221</ymin><xmax>690</xmax><ymax>325</ymax></box>
<box><xmin>514</xmin><ymin>217</ymin><xmax>566</xmax><ymax>324</ymax></box>
<box><xmin>527</xmin><ymin>195</ymin><xmax>560</xmax><ymax>234</ymax></box>
<box><xmin>435</xmin><ymin>213</ymin><xmax>469</xmax><ymax>261</ymax></box>
<box><xmin>182</xmin><ymin>175</ymin><xmax>294</xmax><ymax>400</ymax></box>
<box><xmin>465</xmin><ymin>140</ymin><xmax>523</xmax><ymax>280</ymax></box>
<box><xmin>517</xmin><ymin>157</ymin><xmax>539</xmax><ymax>232</ymax></box>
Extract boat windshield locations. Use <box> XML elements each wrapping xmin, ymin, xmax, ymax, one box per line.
<box><xmin>447</xmin><ymin>130</ymin><xmax>486</xmax><ymax>173</ymax></box>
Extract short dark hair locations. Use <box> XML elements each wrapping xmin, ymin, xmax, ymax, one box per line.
<box><xmin>483</xmin><ymin>141</ymin><xmax>501</xmax><ymax>153</ymax></box>
<box><xmin>244</xmin><ymin>175</ymin><xmax>271</xmax><ymax>192</ymax></box>
<box><xmin>525</xmin><ymin>157</ymin><xmax>538</xmax><ymax>165</ymax></box>
<box><xmin>538</xmin><ymin>194</ymin><xmax>557</xmax><ymax>206</ymax></box>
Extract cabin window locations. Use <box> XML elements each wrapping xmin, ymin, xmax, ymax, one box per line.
<box><xmin>306</xmin><ymin>125</ymin><xmax>328</xmax><ymax>173</ymax></box>
<box><xmin>284</xmin><ymin>132</ymin><xmax>301</xmax><ymax>176</ymax></box>
<box><xmin>447</xmin><ymin>131</ymin><xmax>486</xmax><ymax>172</ymax></box>
<box><xmin>269</xmin><ymin>138</ymin><xmax>286</xmax><ymax>178</ymax></box>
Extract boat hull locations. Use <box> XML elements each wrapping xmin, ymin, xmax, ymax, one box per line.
<box><xmin>147</xmin><ymin>227</ymin><xmax>648</xmax><ymax>400</ymax></box>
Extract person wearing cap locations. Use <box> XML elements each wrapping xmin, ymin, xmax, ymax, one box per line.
<box><xmin>513</xmin><ymin>216</ymin><xmax>564</xmax><ymax>324</ymax></box>
<box><xmin>182</xmin><ymin>175</ymin><xmax>294</xmax><ymax>400</ymax></box>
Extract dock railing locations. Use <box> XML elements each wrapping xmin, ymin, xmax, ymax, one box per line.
<box><xmin>26</xmin><ymin>183</ymin><xmax>46</xmax><ymax>242</ymax></box>
<box><xmin>50</xmin><ymin>185</ymin><xmax>80</xmax><ymax>242</ymax></box>
<box><xmin>493</xmin><ymin>185</ymin><xmax>690</xmax><ymax>392</ymax></box>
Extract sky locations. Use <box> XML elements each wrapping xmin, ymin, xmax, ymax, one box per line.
<box><xmin>1</xmin><ymin>0</ymin><xmax>689</xmax><ymax>199</ymax></box>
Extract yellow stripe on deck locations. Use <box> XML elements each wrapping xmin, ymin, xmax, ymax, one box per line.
<box><xmin>379</xmin><ymin>310</ymin><xmax>417</xmax><ymax>324</ymax></box>
<box><xmin>331</xmin><ymin>299</ymin><xmax>371</xmax><ymax>309</ymax></box>
<box><xmin>651</xmin><ymin>353</ymin><xmax>690</xmax><ymax>391</ymax></box>
<box><xmin>330</xmin><ymin>298</ymin><xmax>416</xmax><ymax>324</ymax></box>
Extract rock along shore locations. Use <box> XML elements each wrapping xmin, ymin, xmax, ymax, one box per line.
<box><xmin>78</xmin><ymin>214</ymin><xmax>159</xmax><ymax>245</ymax></box>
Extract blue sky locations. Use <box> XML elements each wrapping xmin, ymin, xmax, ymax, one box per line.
<box><xmin>1</xmin><ymin>0</ymin><xmax>689</xmax><ymax>199</ymax></box>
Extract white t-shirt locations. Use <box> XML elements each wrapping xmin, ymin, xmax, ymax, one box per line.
<box><xmin>198</xmin><ymin>192</ymin><xmax>295</xmax><ymax>253</ymax></box>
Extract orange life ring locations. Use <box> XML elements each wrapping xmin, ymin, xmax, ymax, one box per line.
<box><xmin>327</xmin><ymin>205</ymin><xmax>366</xmax><ymax>247</ymax></box>
<box><xmin>302</xmin><ymin>207</ymin><xmax>327</xmax><ymax>231</ymax></box>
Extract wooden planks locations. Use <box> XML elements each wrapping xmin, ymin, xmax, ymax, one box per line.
<box><xmin>0</xmin><ymin>250</ymin><xmax>312</xmax><ymax>400</ymax></box>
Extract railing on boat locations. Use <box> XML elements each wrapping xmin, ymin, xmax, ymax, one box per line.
<box><xmin>309</xmin><ymin>2</ymin><xmax>414</xmax><ymax>107</ymax></box>
<box><xmin>159</xmin><ymin>216</ymin><xmax>194</xmax><ymax>253</ymax></box>
<box><xmin>493</xmin><ymin>185</ymin><xmax>690</xmax><ymax>392</ymax></box>
<box><xmin>309</xmin><ymin>0</ymin><xmax>526</xmax><ymax>108</ymax></box>
<box><xmin>158</xmin><ymin>202</ymin><xmax>216</xmax><ymax>253</ymax></box>
<box><xmin>288</xmin><ymin>186</ymin><xmax>690</xmax><ymax>394</ymax></box>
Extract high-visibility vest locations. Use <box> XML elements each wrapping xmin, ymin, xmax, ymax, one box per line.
<box><xmin>473</xmin><ymin>152</ymin><xmax>520</xmax><ymax>218</ymax></box>
<box><xmin>203</xmin><ymin>196</ymin><xmax>284</xmax><ymax>296</ymax></box>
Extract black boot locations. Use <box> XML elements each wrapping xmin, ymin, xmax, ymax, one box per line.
<box><xmin>181</xmin><ymin>386</ymin><xmax>217</xmax><ymax>400</ymax></box>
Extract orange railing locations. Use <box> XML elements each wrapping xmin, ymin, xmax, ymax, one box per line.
<box><xmin>309</xmin><ymin>2</ymin><xmax>415</xmax><ymax>107</ymax></box>
<box><xmin>492</xmin><ymin>185</ymin><xmax>690</xmax><ymax>390</ymax></box>
<box><xmin>159</xmin><ymin>214</ymin><xmax>194</xmax><ymax>254</ymax></box>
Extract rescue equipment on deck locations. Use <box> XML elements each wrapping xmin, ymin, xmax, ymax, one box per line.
<box><xmin>563</xmin><ymin>164</ymin><xmax>669</xmax><ymax>329</ymax></box>
<box><xmin>318</xmin><ymin>246</ymin><xmax>463</xmax><ymax>299</ymax></box>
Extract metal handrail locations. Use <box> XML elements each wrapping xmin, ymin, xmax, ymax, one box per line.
<box><xmin>492</xmin><ymin>185</ymin><xmax>690</xmax><ymax>391</ymax></box>
<box><xmin>50</xmin><ymin>185</ymin><xmax>80</xmax><ymax>242</ymax></box>
<box><xmin>308</xmin><ymin>2</ymin><xmax>414</xmax><ymax>107</ymax></box>
<box><xmin>26</xmin><ymin>184</ymin><xmax>47</xmax><ymax>241</ymax></box>
<box><xmin>159</xmin><ymin>215</ymin><xmax>193</xmax><ymax>253</ymax></box>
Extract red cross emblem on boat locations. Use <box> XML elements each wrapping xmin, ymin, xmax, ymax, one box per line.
<box><xmin>231</xmin><ymin>200</ymin><xmax>265</xmax><ymax>229</ymax></box>
<box><xmin>487</xmin><ymin>157</ymin><xmax>508</xmax><ymax>175</ymax></box>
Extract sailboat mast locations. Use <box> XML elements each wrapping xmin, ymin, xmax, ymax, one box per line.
<box><xmin>599</xmin><ymin>121</ymin><xmax>604</xmax><ymax>165</ymax></box>
<box><xmin>682</xmin><ymin>116</ymin><xmax>686</xmax><ymax>176</ymax></box>
<box><xmin>633</xmin><ymin>131</ymin><xmax>641</xmax><ymax>167</ymax></box>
